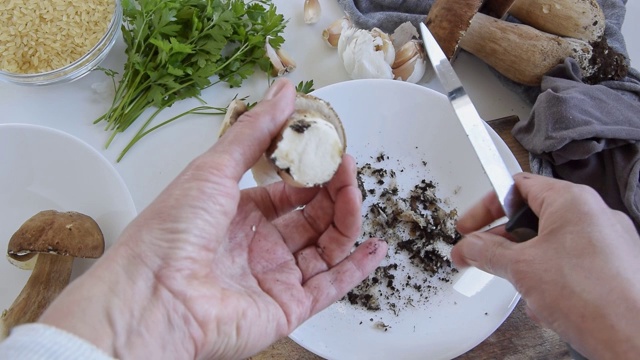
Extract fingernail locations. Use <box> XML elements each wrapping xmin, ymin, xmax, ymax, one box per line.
<box><xmin>460</xmin><ymin>235</ymin><xmax>484</xmax><ymax>264</ymax></box>
<box><xmin>264</xmin><ymin>80</ymin><xmax>285</xmax><ymax>100</ymax></box>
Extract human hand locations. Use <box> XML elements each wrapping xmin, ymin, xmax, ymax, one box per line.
<box><xmin>39</xmin><ymin>79</ymin><xmax>387</xmax><ymax>359</ymax></box>
<box><xmin>451</xmin><ymin>173</ymin><xmax>640</xmax><ymax>359</ymax></box>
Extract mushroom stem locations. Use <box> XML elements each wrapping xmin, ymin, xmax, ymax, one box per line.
<box><xmin>483</xmin><ymin>0</ymin><xmax>605</xmax><ymax>42</ymax></box>
<box><xmin>458</xmin><ymin>12</ymin><xmax>593</xmax><ymax>86</ymax></box>
<box><xmin>1</xmin><ymin>254</ymin><xmax>73</xmax><ymax>339</ymax></box>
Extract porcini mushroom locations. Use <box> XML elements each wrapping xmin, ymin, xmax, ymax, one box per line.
<box><xmin>425</xmin><ymin>0</ymin><xmax>595</xmax><ymax>86</ymax></box>
<box><xmin>267</xmin><ymin>93</ymin><xmax>346</xmax><ymax>187</ymax></box>
<box><xmin>482</xmin><ymin>0</ymin><xmax>605</xmax><ymax>43</ymax></box>
<box><xmin>0</xmin><ymin>210</ymin><xmax>105</xmax><ymax>339</ymax></box>
<box><xmin>218</xmin><ymin>92</ymin><xmax>346</xmax><ymax>187</ymax></box>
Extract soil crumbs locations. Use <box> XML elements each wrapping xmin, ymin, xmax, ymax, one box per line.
<box><xmin>344</xmin><ymin>152</ymin><xmax>461</xmax><ymax>316</ymax></box>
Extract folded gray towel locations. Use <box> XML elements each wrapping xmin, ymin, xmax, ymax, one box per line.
<box><xmin>338</xmin><ymin>0</ymin><xmax>640</xmax><ymax>230</ymax></box>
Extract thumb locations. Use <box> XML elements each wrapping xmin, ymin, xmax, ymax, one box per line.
<box><xmin>203</xmin><ymin>78</ymin><xmax>296</xmax><ymax>182</ymax></box>
<box><xmin>451</xmin><ymin>231</ymin><xmax>517</xmax><ymax>280</ymax></box>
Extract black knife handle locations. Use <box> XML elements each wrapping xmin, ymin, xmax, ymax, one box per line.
<box><xmin>505</xmin><ymin>204</ymin><xmax>539</xmax><ymax>242</ymax></box>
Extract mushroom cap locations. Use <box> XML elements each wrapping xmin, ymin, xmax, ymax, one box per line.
<box><xmin>480</xmin><ymin>0</ymin><xmax>517</xmax><ymax>19</ymax></box>
<box><xmin>425</xmin><ymin>0</ymin><xmax>485</xmax><ymax>60</ymax></box>
<box><xmin>266</xmin><ymin>93</ymin><xmax>346</xmax><ymax>188</ymax></box>
<box><xmin>7</xmin><ymin>210</ymin><xmax>105</xmax><ymax>263</ymax></box>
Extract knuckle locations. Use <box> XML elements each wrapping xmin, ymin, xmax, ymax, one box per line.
<box><xmin>483</xmin><ymin>236</ymin><xmax>507</xmax><ymax>274</ymax></box>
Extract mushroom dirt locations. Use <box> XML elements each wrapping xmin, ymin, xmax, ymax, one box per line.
<box><xmin>1</xmin><ymin>210</ymin><xmax>105</xmax><ymax>339</ymax></box>
<box><xmin>345</xmin><ymin>153</ymin><xmax>461</xmax><ymax>315</ymax></box>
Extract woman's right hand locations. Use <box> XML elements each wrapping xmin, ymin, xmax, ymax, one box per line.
<box><xmin>451</xmin><ymin>173</ymin><xmax>640</xmax><ymax>359</ymax></box>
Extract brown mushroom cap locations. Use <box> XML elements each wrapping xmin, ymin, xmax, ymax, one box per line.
<box><xmin>425</xmin><ymin>0</ymin><xmax>484</xmax><ymax>60</ymax></box>
<box><xmin>7</xmin><ymin>210</ymin><xmax>105</xmax><ymax>263</ymax></box>
<box><xmin>480</xmin><ymin>0</ymin><xmax>517</xmax><ymax>19</ymax></box>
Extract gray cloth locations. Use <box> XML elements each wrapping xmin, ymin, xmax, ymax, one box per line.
<box><xmin>338</xmin><ymin>0</ymin><xmax>640</xmax><ymax>230</ymax></box>
<box><xmin>336</xmin><ymin>0</ymin><xmax>432</xmax><ymax>35</ymax></box>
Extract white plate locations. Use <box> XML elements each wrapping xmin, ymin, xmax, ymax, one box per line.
<box><xmin>0</xmin><ymin>124</ymin><xmax>137</xmax><ymax>312</ymax></box>
<box><xmin>288</xmin><ymin>79</ymin><xmax>521</xmax><ymax>359</ymax></box>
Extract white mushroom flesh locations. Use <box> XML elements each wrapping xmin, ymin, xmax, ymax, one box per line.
<box><xmin>271</xmin><ymin>117</ymin><xmax>343</xmax><ymax>187</ymax></box>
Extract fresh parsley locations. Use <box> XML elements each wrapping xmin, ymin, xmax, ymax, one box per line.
<box><xmin>95</xmin><ymin>0</ymin><xmax>286</xmax><ymax>161</ymax></box>
<box><xmin>295</xmin><ymin>80</ymin><xmax>315</xmax><ymax>94</ymax></box>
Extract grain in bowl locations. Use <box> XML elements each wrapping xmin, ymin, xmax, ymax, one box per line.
<box><xmin>0</xmin><ymin>0</ymin><xmax>121</xmax><ymax>85</ymax></box>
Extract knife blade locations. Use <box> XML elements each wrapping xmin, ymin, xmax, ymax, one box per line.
<box><xmin>419</xmin><ymin>22</ymin><xmax>538</xmax><ymax>241</ymax></box>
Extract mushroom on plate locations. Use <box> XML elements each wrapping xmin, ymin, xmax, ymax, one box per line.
<box><xmin>0</xmin><ymin>210</ymin><xmax>105</xmax><ymax>339</ymax></box>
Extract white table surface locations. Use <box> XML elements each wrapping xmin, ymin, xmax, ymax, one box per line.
<box><xmin>1</xmin><ymin>0</ymin><xmax>638</xmax><ymax>215</ymax></box>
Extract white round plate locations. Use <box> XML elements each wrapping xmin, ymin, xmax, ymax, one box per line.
<box><xmin>0</xmin><ymin>124</ymin><xmax>137</xmax><ymax>312</ymax></box>
<box><xmin>288</xmin><ymin>79</ymin><xmax>521</xmax><ymax>359</ymax></box>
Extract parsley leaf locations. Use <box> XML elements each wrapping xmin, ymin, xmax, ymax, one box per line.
<box><xmin>295</xmin><ymin>80</ymin><xmax>315</xmax><ymax>94</ymax></box>
<box><xmin>95</xmin><ymin>0</ymin><xmax>287</xmax><ymax>161</ymax></box>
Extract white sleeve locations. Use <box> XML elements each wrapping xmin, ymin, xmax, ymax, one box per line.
<box><xmin>0</xmin><ymin>323</ymin><xmax>115</xmax><ymax>360</ymax></box>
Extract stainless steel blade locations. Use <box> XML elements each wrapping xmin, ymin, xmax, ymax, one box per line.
<box><xmin>419</xmin><ymin>22</ymin><xmax>523</xmax><ymax>220</ymax></box>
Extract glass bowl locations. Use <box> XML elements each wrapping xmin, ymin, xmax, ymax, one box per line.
<box><xmin>0</xmin><ymin>0</ymin><xmax>122</xmax><ymax>86</ymax></box>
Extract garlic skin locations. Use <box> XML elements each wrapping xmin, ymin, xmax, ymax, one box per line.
<box><xmin>270</xmin><ymin>117</ymin><xmax>343</xmax><ymax>187</ymax></box>
<box><xmin>304</xmin><ymin>0</ymin><xmax>321</xmax><ymax>24</ymax></box>
<box><xmin>337</xmin><ymin>27</ymin><xmax>395</xmax><ymax>80</ymax></box>
<box><xmin>390</xmin><ymin>22</ymin><xmax>420</xmax><ymax>50</ymax></box>
<box><xmin>392</xmin><ymin>40</ymin><xmax>427</xmax><ymax>83</ymax></box>
<box><xmin>370</xmin><ymin>28</ymin><xmax>395</xmax><ymax>65</ymax></box>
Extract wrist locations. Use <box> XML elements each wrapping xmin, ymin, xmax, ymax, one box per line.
<box><xmin>39</xmin><ymin>241</ymin><xmax>198</xmax><ymax>358</ymax></box>
<box><xmin>572</xmin><ymin>283</ymin><xmax>640</xmax><ymax>359</ymax></box>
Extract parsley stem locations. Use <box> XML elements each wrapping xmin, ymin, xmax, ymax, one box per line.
<box><xmin>117</xmin><ymin>105</ymin><xmax>225</xmax><ymax>161</ymax></box>
<box><xmin>94</xmin><ymin>0</ymin><xmax>287</xmax><ymax>160</ymax></box>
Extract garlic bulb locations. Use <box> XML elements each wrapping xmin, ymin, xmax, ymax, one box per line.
<box><xmin>337</xmin><ymin>27</ymin><xmax>395</xmax><ymax>80</ymax></box>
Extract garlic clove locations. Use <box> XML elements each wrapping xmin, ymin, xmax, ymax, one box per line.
<box><xmin>392</xmin><ymin>40</ymin><xmax>427</xmax><ymax>83</ymax></box>
<box><xmin>392</xmin><ymin>40</ymin><xmax>421</xmax><ymax>69</ymax></box>
<box><xmin>276</xmin><ymin>48</ymin><xmax>297</xmax><ymax>74</ymax></box>
<box><xmin>322</xmin><ymin>17</ymin><xmax>350</xmax><ymax>48</ymax></box>
<box><xmin>265</xmin><ymin>37</ymin><xmax>296</xmax><ymax>77</ymax></box>
<box><xmin>304</xmin><ymin>0</ymin><xmax>321</xmax><ymax>24</ymax></box>
<box><xmin>393</xmin><ymin>55</ymin><xmax>427</xmax><ymax>83</ymax></box>
<box><xmin>265</xmin><ymin>38</ymin><xmax>286</xmax><ymax>76</ymax></box>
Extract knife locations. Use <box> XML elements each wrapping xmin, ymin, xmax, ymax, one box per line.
<box><xmin>419</xmin><ymin>22</ymin><xmax>538</xmax><ymax>241</ymax></box>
